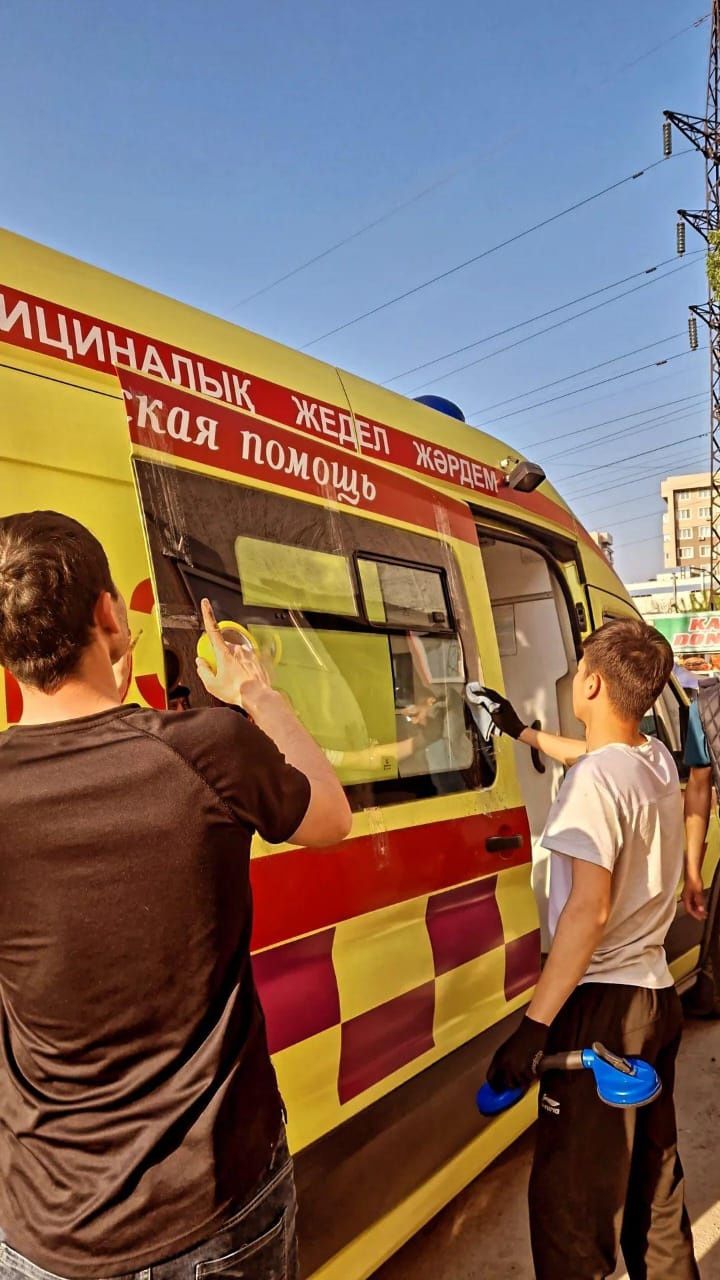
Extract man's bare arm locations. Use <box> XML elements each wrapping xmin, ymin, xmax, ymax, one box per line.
<box><xmin>683</xmin><ymin>765</ymin><xmax>713</xmax><ymax>920</ymax></box>
<box><xmin>527</xmin><ymin>858</ymin><xmax>611</xmax><ymax>1025</ymax></box>
<box><xmin>518</xmin><ymin>726</ymin><xmax>586</xmax><ymax>767</ymax></box>
<box><xmin>485</xmin><ymin>687</ymin><xmax>585</xmax><ymax>766</ymax></box>
<box><xmin>243</xmin><ymin>686</ymin><xmax>352</xmax><ymax>846</ymax></box>
<box><xmin>196</xmin><ymin>599</ymin><xmax>352</xmax><ymax>848</ymax></box>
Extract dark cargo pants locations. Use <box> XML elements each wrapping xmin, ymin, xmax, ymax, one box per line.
<box><xmin>529</xmin><ymin>983</ymin><xmax>699</xmax><ymax>1280</ymax></box>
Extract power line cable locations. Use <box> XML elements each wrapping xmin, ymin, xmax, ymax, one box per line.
<box><xmin>575</xmin><ymin>464</ymin><xmax>702</xmax><ymax>514</ymax></box>
<box><xmin>613</xmin><ymin>532</ymin><xmax>667</xmax><ymax>550</ymax></box>
<box><xmin>599</xmin><ymin>506</ymin><xmax>665</xmax><ymax>529</ymax></box>
<box><xmin>576</xmin><ymin>471</ymin><xmax>702</xmax><ymax>514</ymax></box>
<box><xmin>421</xmin><ymin>259</ymin><xmax>700</xmax><ymax>397</ymax></box>
<box><xmin>523</xmin><ymin>390</ymin><xmax>707</xmax><ymax>450</ymax></box>
<box><xmin>301</xmin><ymin>152</ymin><xmax>692</xmax><ymax>349</ymax></box>
<box><xmin>231</xmin><ymin>18</ymin><xmax>706</xmax><ymax>314</ymax></box>
<box><xmin>228</xmin><ymin>171</ymin><xmax>463</xmax><ymax>310</ymax></box>
<box><xmin>564</xmin><ymin>443</ymin><xmax>707</xmax><ymax>493</ymax></box>
<box><xmin>560</xmin><ymin>432</ymin><xmax>705</xmax><ymax>482</ymax></box>
<box><xmin>565</xmin><ymin>450</ymin><xmax>708</xmax><ymax>502</ymax></box>
<box><xmin>545</xmin><ymin>400</ymin><xmax>708</xmax><ymax>460</ymax></box>
<box><xmin>544</xmin><ymin>404</ymin><xmax>708</xmax><ymax>464</ymax></box>
<box><xmin>474</xmin><ymin>332</ymin><xmax>685</xmax><ymax>414</ymax></box>
<box><xmin>600</xmin><ymin>13</ymin><xmax>710</xmax><ymax>81</ymax></box>
<box><xmin>387</xmin><ymin>254</ymin><xmax>702</xmax><ymax>384</ymax></box>
<box><xmin>599</xmin><ymin>12</ymin><xmax>707</xmax><ymax>87</ymax></box>
<box><xmin>517</xmin><ymin>362</ymin><xmax>706</xmax><ymax>428</ymax></box>
<box><xmin>477</xmin><ymin>347</ymin><xmax>701</xmax><ymax>426</ymax></box>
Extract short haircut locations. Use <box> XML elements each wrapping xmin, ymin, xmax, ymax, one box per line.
<box><xmin>0</xmin><ymin>511</ymin><xmax>115</xmax><ymax>692</ymax></box>
<box><xmin>582</xmin><ymin>618</ymin><xmax>674</xmax><ymax>722</ymax></box>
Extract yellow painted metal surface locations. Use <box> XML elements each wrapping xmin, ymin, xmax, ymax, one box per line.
<box><xmin>311</xmin><ymin>1088</ymin><xmax>539</xmax><ymax>1280</ymax></box>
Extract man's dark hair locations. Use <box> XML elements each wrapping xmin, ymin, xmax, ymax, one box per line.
<box><xmin>0</xmin><ymin>511</ymin><xmax>116</xmax><ymax>692</ymax></box>
<box><xmin>582</xmin><ymin>617</ymin><xmax>674</xmax><ymax>722</ymax></box>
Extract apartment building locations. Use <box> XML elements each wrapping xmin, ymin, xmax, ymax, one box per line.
<box><xmin>661</xmin><ymin>472</ymin><xmax>713</xmax><ymax>569</ymax></box>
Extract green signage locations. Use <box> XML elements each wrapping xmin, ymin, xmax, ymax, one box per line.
<box><xmin>652</xmin><ymin>612</ymin><xmax>720</xmax><ymax>654</ymax></box>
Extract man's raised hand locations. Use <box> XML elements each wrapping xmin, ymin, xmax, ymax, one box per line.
<box><xmin>195</xmin><ymin>599</ymin><xmax>271</xmax><ymax>710</ymax></box>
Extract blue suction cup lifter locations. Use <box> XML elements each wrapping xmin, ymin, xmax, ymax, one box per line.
<box><xmin>476</xmin><ymin>1042</ymin><xmax>661</xmax><ymax>1117</ymax></box>
<box><xmin>583</xmin><ymin>1043</ymin><xmax>662</xmax><ymax>1108</ymax></box>
<box><xmin>476</xmin><ymin>1081</ymin><xmax>526</xmax><ymax>1116</ymax></box>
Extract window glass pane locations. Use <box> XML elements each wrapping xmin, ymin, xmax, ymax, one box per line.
<box><xmin>235</xmin><ymin>537</ymin><xmax>357</xmax><ymax>616</ymax></box>
<box><xmin>248</xmin><ymin>623</ymin><xmax>399</xmax><ymax>786</ymax></box>
<box><xmin>391</xmin><ymin>635</ymin><xmax>474</xmax><ymax>779</ymax></box>
<box><xmin>239</xmin><ymin>625</ymin><xmax>476</xmax><ymax>789</ymax></box>
<box><xmin>133</xmin><ymin>459</ymin><xmax>493</xmax><ymax>806</ymax></box>
<box><xmin>357</xmin><ymin>559</ymin><xmax>386</xmax><ymax>623</ymax></box>
<box><xmin>359</xmin><ymin>558</ymin><xmax>449</xmax><ymax>628</ymax></box>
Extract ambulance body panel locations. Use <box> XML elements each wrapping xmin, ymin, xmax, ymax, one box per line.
<box><xmin>0</xmin><ymin>228</ymin><xmax>714</xmax><ymax>1277</ymax></box>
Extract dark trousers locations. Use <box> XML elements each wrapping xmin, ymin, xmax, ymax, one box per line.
<box><xmin>529</xmin><ymin>983</ymin><xmax>699</xmax><ymax>1280</ymax></box>
<box><xmin>0</xmin><ymin>1130</ymin><xmax>298</xmax><ymax>1280</ymax></box>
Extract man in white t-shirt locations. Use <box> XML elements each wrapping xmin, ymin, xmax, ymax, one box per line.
<box><xmin>486</xmin><ymin>618</ymin><xmax>698</xmax><ymax>1280</ymax></box>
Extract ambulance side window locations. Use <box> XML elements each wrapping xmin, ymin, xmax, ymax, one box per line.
<box><xmin>134</xmin><ymin>462</ymin><xmax>495</xmax><ymax>810</ymax></box>
<box><xmin>224</xmin><ymin>543</ymin><xmax>492</xmax><ymax>807</ymax></box>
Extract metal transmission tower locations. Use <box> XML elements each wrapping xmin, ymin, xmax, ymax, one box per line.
<box><xmin>665</xmin><ymin>2</ymin><xmax>720</xmax><ymax>605</ymax></box>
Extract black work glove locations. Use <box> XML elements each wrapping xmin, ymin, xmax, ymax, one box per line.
<box><xmin>481</xmin><ymin>686</ymin><xmax>528</xmax><ymax>741</ymax></box>
<box><xmin>486</xmin><ymin>1015</ymin><xmax>549</xmax><ymax>1092</ymax></box>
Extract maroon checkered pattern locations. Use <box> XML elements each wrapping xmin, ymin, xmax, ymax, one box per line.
<box><xmin>252</xmin><ymin>876</ymin><xmax>541</xmax><ymax>1104</ymax></box>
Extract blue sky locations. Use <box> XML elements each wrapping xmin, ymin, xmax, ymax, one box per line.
<box><xmin>1</xmin><ymin>0</ymin><xmax>711</xmax><ymax>580</ymax></box>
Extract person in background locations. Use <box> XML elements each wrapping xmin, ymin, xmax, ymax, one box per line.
<box><xmin>485</xmin><ymin>620</ymin><xmax>698</xmax><ymax>1280</ymax></box>
<box><xmin>682</xmin><ymin>695</ymin><xmax>713</xmax><ymax>925</ymax></box>
<box><xmin>0</xmin><ymin>511</ymin><xmax>351</xmax><ymax>1280</ymax></box>
<box><xmin>164</xmin><ymin>647</ymin><xmax>192</xmax><ymax>711</ymax></box>
<box><xmin>679</xmin><ymin>687</ymin><xmax>720</xmax><ymax>1016</ymax></box>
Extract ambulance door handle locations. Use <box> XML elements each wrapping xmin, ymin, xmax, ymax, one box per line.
<box><xmin>485</xmin><ymin>835</ymin><xmax>523</xmax><ymax>853</ymax></box>
<box><xmin>530</xmin><ymin>720</ymin><xmax>546</xmax><ymax>775</ymax></box>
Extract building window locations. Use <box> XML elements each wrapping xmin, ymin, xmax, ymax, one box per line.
<box><xmin>679</xmin><ymin>548</ymin><xmax>695</xmax><ymax>559</ymax></box>
<box><xmin>679</xmin><ymin>528</ymin><xmax>693</xmax><ymax>540</ymax></box>
<box><xmin>698</xmin><ymin>507</ymin><xmax>711</xmax><ymax>519</ymax></box>
<box><xmin>678</xmin><ymin>508</ymin><xmax>691</xmax><ymax>520</ymax></box>
<box><xmin>699</xmin><ymin>526</ymin><xmax>712</xmax><ymax>539</ymax></box>
<box><xmin>701</xmin><ymin>545</ymin><xmax>711</xmax><ymax>558</ymax></box>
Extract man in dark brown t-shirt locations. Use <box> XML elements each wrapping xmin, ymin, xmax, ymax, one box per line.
<box><xmin>0</xmin><ymin>512</ymin><xmax>351</xmax><ymax>1280</ymax></box>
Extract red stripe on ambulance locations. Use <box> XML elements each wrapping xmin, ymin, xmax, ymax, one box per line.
<box><xmin>0</xmin><ymin>281</ymin><xmax>590</xmax><ymax>539</ymax></box>
<box><xmin>250</xmin><ymin>807</ymin><xmax>531</xmax><ymax>951</ymax></box>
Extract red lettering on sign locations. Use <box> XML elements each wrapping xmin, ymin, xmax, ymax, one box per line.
<box><xmin>117</xmin><ymin>369</ymin><xmax>478</xmax><ymax>546</ymax></box>
<box><xmin>0</xmin><ymin>281</ymin><xmax>603</xmax><ymax>552</ymax></box>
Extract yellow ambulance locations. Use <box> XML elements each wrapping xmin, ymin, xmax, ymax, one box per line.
<box><xmin>0</xmin><ymin>228</ymin><xmax>715</xmax><ymax>1279</ymax></box>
